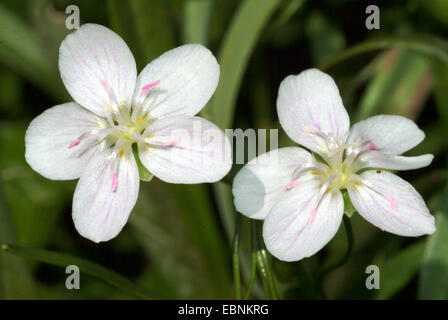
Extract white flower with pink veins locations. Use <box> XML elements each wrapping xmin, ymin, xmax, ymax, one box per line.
<box><xmin>232</xmin><ymin>68</ymin><xmax>436</xmax><ymax>262</ymax></box>
<box><xmin>25</xmin><ymin>24</ymin><xmax>231</xmax><ymax>243</ymax></box>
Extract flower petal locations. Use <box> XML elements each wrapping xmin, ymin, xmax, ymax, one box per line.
<box><xmin>347</xmin><ymin>171</ymin><xmax>435</xmax><ymax>237</ymax></box>
<box><xmin>348</xmin><ymin>115</ymin><xmax>425</xmax><ymax>155</ymax></box>
<box><xmin>277</xmin><ymin>68</ymin><xmax>350</xmax><ymax>156</ymax></box>
<box><xmin>59</xmin><ymin>24</ymin><xmax>137</xmax><ymax>117</ymax></box>
<box><xmin>72</xmin><ymin>147</ymin><xmax>139</xmax><ymax>243</ymax></box>
<box><xmin>139</xmin><ymin>115</ymin><xmax>231</xmax><ymax>183</ymax></box>
<box><xmin>133</xmin><ymin>44</ymin><xmax>219</xmax><ymax>119</ymax></box>
<box><xmin>232</xmin><ymin>147</ymin><xmax>318</xmax><ymax>220</ymax></box>
<box><xmin>352</xmin><ymin>151</ymin><xmax>433</xmax><ymax>171</ymax></box>
<box><xmin>263</xmin><ymin>179</ymin><xmax>344</xmax><ymax>262</ymax></box>
<box><xmin>25</xmin><ymin>102</ymin><xmax>105</xmax><ymax>180</ymax></box>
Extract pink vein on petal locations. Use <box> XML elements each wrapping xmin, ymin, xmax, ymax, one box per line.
<box><xmin>388</xmin><ymin>195</ymin><xmax>398</xmax><ymax>211</ymax></box>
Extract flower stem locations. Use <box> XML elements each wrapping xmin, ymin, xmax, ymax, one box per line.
<box><xmin>232</xmin><ymin>213</ymin><xmax>242</xmax><ymax>300</ymax></box>
<box><xmin>243</xmin><ymin>220</ymin><xmax>258</xmax><ymax>299</ymax></box>
<box><xmin>253</xmin><ymin>221</ymin><xmax>280</xmax><ymax>300</ymax></box>
<box><xmin>317</xmin><ymin>215</ymin><xmax>354</xmax><ymax>296</ymax></box>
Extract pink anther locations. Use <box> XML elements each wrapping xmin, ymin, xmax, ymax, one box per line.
<box><xmin>141</xmin><ymin>80</ymin><xmax>160</xmax><ymax>93</ymax></box>
<box><xmin>284</xmin><ymin>179</ymin><xmax>300</xmax><ymax>190</ymax></box>
<box><xmin>368</xmin><ymin>142</ymin><xmax>379</xmax><ymax>151</ymax></box>
<box><xmin>111</xmin><ymin>173</ymin><xmax>118</xmax><ymax>192</ymax></box>
<box><xmin>68</xmin><ymin>138</ymin><xmax>82</xmax><ymax>149</ymax></box>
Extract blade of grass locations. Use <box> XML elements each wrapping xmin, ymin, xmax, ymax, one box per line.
<box><xmin>317</xmin><ymin>215</ymin><xmax>354</xmax><ymax>297</ymax></box>
<box><xmin>243</xmin><ymin>220</ymin><xmax>258</xmax><ymax>299</ymax></box>
<box><xmin>320</xmin><ymin>34</ymin><xmax>448</xmax><ymax>72</ymax></box>
<box><xmin>169</xmin><ymin>184</ymin><xmax>232</xmax><ymax>297</ymax></box>
<box><xmin>419</xmin><ymin>184</ymin><xmax>448</xmax><ymax>299</ymax></box>
<box><xmin>232</xmin><ymin>212</ymin><xmax>242</xmax><ymax>299</ymax></box>
<box><xmin>128</xmin><ymin>0</ymin><xmax>175</xmax><ymax>62</ymax></box>
<box><xmin>418</xmin><ymin>56</ymin><xmax>448</xmax><ymax>299</ymax></box>
<box><xmin>0</xmin><ymin>4</ymin><xmax>64</xmax><ymax>100</ymax></box>
<box><xmin>183</xmin><ymin>0</ymin><xmax>215</xmax><ymax>44</ymax></box>
<box><xmin>355</xmin><ymin>48</ymin><xmax>432</xmax><ymax>121</ymax></box>
<box><xmin>267</xmin><ymin>0</ymin><xmax>305</xmax><ymax>35</ymax></box>
<box><xmin>253</xmin><ymin>221</ymin><xmax>279</xmax><ymax>300</ymax></box>
<box><xmin>1</xmin><ymin>244</ymin><xmax>157</xmax><ymax>299</ymax></box>
<box><xmin>207</xmin><ymin>0</ymin><xmax>281</xmax><ymax>128</ymax></box>
<box><xmin>0</xmin><ymin>181</ymin><xmax>36</xmax><ymax>299</ymax></box>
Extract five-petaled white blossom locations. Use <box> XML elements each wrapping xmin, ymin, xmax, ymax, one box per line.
<box><xmin>232</xmin><ymin>68</ymin><xmax>436</xmax><ymax>262</ymax></box>
<box><xmin>25</xmin><ymin>24</ymin><xmax>231</xmax><ymax>243</ymax></box>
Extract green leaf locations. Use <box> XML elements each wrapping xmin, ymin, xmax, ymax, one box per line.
<box><xmin>356</xmin><ymin>48</ymin><xmax>432</xmax><ymax>121</ymax></box>
<box><xmin>130</xmin><ymin>181</ymin><xmax>214</xmax><ymax>299</ymax></box>
<box><xmin>374</xmin><ymin>241</ymin><xmax>425</xmax><ymax>299</ymax></box>
<box><xmin>268</xmin><ymin>0</ymin><xmax>305</xmax><ymax>34</ymax></box>
<box><xmin>183</xmin><ymin>0</ymin><xmax>215</xmax><ymax>45</ymax></box>
<box><xmin>132</xmin><ymin>144</ymin><xmax>153</xmax><ymax>182</ymax></box>
<box><xmin>0</xmin><ymin>122</ymin><xmax>69</xmax><ymax>247</ymax></box>
<box><xmin>128</xmin><ymin>0</ymin><xmax>175</xmax><ymax>63</ymax></box>
<box><xmin>417</xmin><ymin>53</ymin><xmax>448</xmax><ymax>299</ymax></box>
<box><xmin>432</xmin><ymin>60</ymin><xmax>448</xmax><ymax>126</ymax></box>
<box><xmin>320</xmin><ymin>35</ymin><xmax>448</xmax><ymax>73</ymax></box>
<box><xmin>0</xmin><ymin>4</ymin><xmax>63</xmax><ymax>100</ymax></box>
<box><xmin>1</xmin><ymin>244</ymin><xmax>156</xmax><ymax>299</ymax></box>
<box><xmin>207</xmin><ymin>0</ymin><xmax>282</xmax><ymax>129</ymax></box>
<box><xmin>0</xmin><ymin>182</ymin><xmax>36</xmax><ymax>299</ymax></box>
<box><xmin>419</xmin><ymin>184</ymin><xmax>448</xmax><ymax>299</ymax></box>
<box><xmin>421</xmin><ymin>0</ymin><xmax>448</xmax><ymax>27</ymax></box>
<box><xmin>168</xmin><ymin>184</ymin><xmax>232</xmax><ymax>297</ymax></box>
<box><xmin>305</xmin><ymin>11</ymin><xmax>346</xmax><ymax>65</ymax></box>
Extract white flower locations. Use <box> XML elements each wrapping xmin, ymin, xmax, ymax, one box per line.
<box><xmin>232</xmin><ymin>68</ymin><xmax>435</xmax><ymax>262</ymax></box>
<box><xmin>25</xmin><ymin>24</ymin><xmax>231</xmax><ymax>243</ymax></box>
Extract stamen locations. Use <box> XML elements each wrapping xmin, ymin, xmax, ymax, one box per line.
<box><xmin>111</xmin><ymin>173</ymin><xmax>118</xmax><ymax>192</ymax></box>
<box><xmin>343</xmin><ymin>140</ymin><xmax>379</xmax><ymax>170</ymax></box>
<box><xmin>100</xmin><ymin>79</ymin><xmax>126</xmax><ymax>124</ymax></box>
<box><xmin>307</xmin><ymin>174</ymin><xmax>338</xmax><ymax>224</ymax></box>
<box><xmin>135</xmin><ymin>135</ymin><xmax>181</xmax><ymax>149</ymax></box>
<box><xmin>68</xmin><ymin>137</ymin><xmax>82</xmax><ymax>149</ymax></box>
<box><xmin>141</xmin><ymin>80</ymin><xmax>160</xmax><ymax>93</ymax></box>
<box><xmin>284</xmin><ymin>178</ymin><xmax>300</xmax><ymax>190</ymax></box>
<box><xmin>132</xmin><ymin>81</ymin><xmax>160</xmax><ymax>122</ymax></box>
<box><xmin>369</xmin><ymin>142</ymin><xmax>379</xmax><ymax>151</ymax></box>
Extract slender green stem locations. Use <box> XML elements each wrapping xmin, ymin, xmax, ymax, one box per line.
<box><xmin>232</xmin><ymin>213</ymin><xmax>242</xmax><ymax>300</ymax></box>
<box><xmin>317</xmin><ymin>215</ymin><xmax>354</xmax><ymax>295</ymax></box>
<box><xmin>253</xmin><ymin>221</ymin><xmax>280</xmax><ymax>300</ymax></box>
<box><xmin>243</xmin><ymin>220</ymin><xmax>258</xmax><ymax>299</ymax></box>
<box><xmin>260</xmin><ymin>249</ymin><xmax>279</xmax><ymax>299</ymax></box>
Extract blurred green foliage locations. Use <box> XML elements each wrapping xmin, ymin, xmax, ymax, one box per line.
<box><xmin>0</xmin><ymin>0</ymin><xmax>448</xmax><ymax>300</ymax></box>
